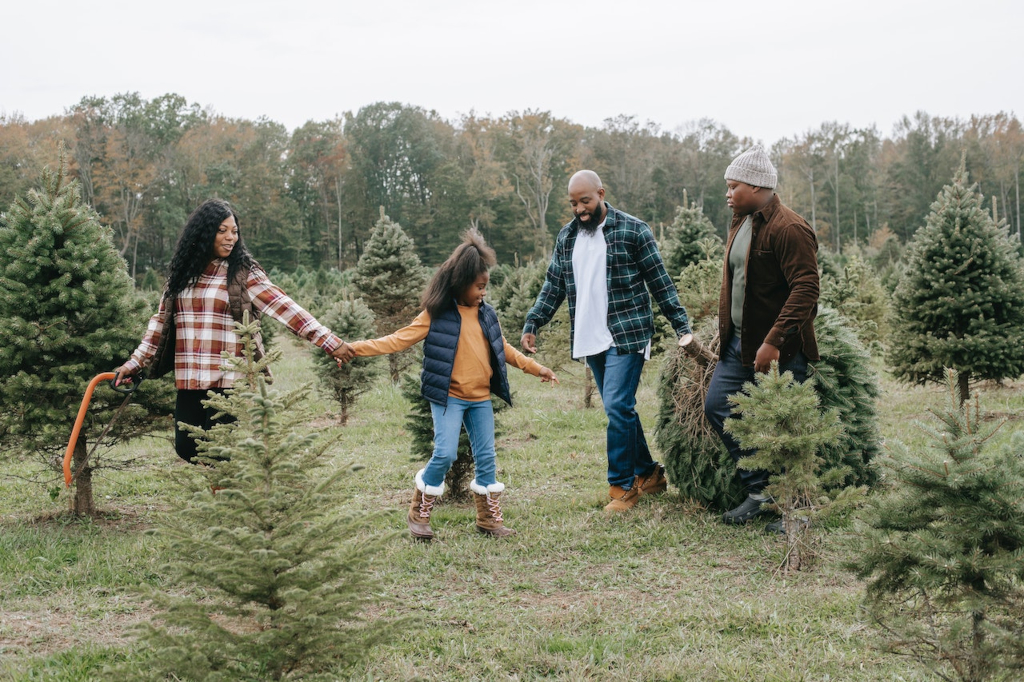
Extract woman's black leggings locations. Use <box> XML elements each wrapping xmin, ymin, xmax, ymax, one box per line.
<box><xmin>174</xmin><ymin>388</ymin><xmax>234</xmax><ymax>463</ymax></box>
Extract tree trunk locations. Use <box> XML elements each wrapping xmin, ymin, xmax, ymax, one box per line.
<box><xmin>834</xmin><ymin>150</ymin><xmax>841</xmax><ymax>255</ymax></box>
<box><xmin>785</xmin><ymin>516</ymin><xmax>802</xmax><ymax>572</ymax></box>
<box><xmin>1015</xmin><ymin>164</ymin><xmax>1021</xmax><ymax>240</ymax></box>
<box><xmin>958</xmin><ymin>370</ymin><xmax>971</xmax><ymax>407</ymax></box>
<box><xmin>584</xmin><ymin>365</ymin><xmax>595</xmax><ymax>409</ymax></box>
<box><xmin>336</xmin><ymin>177</ymin><xmax>344</xmax><ymax>269</ymax></box>
<box><xmin>71</xmin><ymin>437</ymin><xmax>95</xmax><ymax>516</ymax></box>
<box><xmin>969</xmin><ymin>607</ymin><xmax>986</xmax><ymax>682</ymax></box>
<box><xmin>808</xmin><ymin>168</ymin><xmax>817</xmax><ymax>233</ymax></box>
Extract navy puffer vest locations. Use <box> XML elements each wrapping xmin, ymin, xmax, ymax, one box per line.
<box><xmin>420</xmin><ymin>301</ymin><xmax>511</xmax><ymax>408</ymax></box>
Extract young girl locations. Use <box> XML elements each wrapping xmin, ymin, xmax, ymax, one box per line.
<box><xmin>343</xmin><ymin>230</ymin><xmax>558</xmax><ymax>540</ymax></box>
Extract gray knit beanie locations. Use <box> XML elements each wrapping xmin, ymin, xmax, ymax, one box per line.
<box><xmin>725</xmin><ymin>145</ymin><xmax>777</xmax><ymax>189</ymax></box>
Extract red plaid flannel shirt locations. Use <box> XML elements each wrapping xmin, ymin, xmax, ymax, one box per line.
<box><xmin>125</xmin><ymin>260</ymin><xmax>340</xmax><ymax>389</ymax></box>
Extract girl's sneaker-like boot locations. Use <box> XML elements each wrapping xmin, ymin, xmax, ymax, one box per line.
<box><xmin>408</xmin><ymin>469</ymin><xmax>444</xmax><ymax>541</ymax></box>
<box><xmin>471</xmin><ymin>479</ymin><xmax>516</xmax><ymax>537</ymax></box>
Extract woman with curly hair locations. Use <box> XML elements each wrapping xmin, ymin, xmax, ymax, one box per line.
<box><xmin>113</xmin><ymin>199</ymin><xmax>352</xmax><ymax>463</ymax></box>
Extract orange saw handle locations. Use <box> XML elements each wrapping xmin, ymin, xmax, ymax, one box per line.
<box><xmin>63</xmin><ymin>371</ymin><xmax>141</xmax><ymax>487</ymax></box>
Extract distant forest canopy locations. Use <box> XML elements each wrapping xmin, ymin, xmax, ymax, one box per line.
<box><xmin>1</xmin><ymin>92</ymin><xmax>1021</xmax><ymax>278</ymax></box>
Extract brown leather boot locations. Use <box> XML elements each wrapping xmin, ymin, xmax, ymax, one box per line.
<box><xmin>605</xmin><ymin>484</ymin><xmax>639</xmax><ymax>512</ymax></box>
<box><xmin>471</xmin><ymin>480</ymin><xmax>516</xmax><ymax>537</ymax></box>
<box><xmin>407</xmin><ymin>469</ymin><xmax>444</xmax><ymax>541</ymax></box>
<box><xmin>635</xmin><ymin>463</ymin><xmax>667</xmax><ymax>496</ymax></box>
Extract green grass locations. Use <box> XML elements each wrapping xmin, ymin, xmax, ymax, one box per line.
<box><xmin>2</xmin><ymin>340</ymin><xmax>1022</xmax><ymax>680</ymax></box>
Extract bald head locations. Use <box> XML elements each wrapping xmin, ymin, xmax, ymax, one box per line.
<box><xmin>568</xmin><ymin>170</ymin><xmax>606</xmax><ymax>230</ymax></box>
<box><xmin>568</xmin><ymin>170</ymin><xmax>603</xmax><ymax>194</ymax></box>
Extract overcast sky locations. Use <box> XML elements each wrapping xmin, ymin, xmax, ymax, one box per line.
<box><xmin>2</xmin><ymin>0</ymin><xmax>1021</xmax><ymax>145</ymax></box>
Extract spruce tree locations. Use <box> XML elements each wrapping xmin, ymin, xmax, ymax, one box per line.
<box><xmin>0</xmin><ymin>153</ymin><xmax>175</xmax><ymax>515</ymax></box>
<box><xmin>888</xmin><ymin>163</ymin><xmax>1024</xmax><ymax>404</ymax></box>
<box><xmin>656</xmin><ymin>307</ymin><xmax>880</xmax><ymax>510</ymax></box>
<box><xmin>311</xmin><ymin>296</ymin><xmax>382</xmax><ymax>425</ymax></box>
<box><xmin>725</xmin><ymin>363</ymin><xmax>844</xmax><ymax>571</ymax></box>
<box><xmin>819</xmin><ymin>251</ymin><xmax>891</xmax><ymax>348</ymax></box>
<box><xmin>661</xmin><ymin>193</ymin><xmax>721</xmax><ymax>276</ymax></box>
<box><xmin>121</xmin><ymin>315</ymin><xmax>398</xmax><ymax>680</ymax></box>
<box><xmin>353</xmin><ymin>207</ymin><xmax>427</xmax><ymax>383</ymax></box>
<box><xmin>849</xmin><ymin>369</ymin><xmax>1024</xmax><ymax>682</ymax></box>
<box><xmin>674</xmin><ymin>242</ymin><xmax>724</xmax><ymax>327</ymax></box>
<box><xmin>140</xmin><ymin>267</ymin><xmax>160</xmax><ymax>291</ymax></box>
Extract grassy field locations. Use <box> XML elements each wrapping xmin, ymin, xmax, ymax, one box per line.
<box><xmin>1</xmin><ymin>339</ymin><xmax>1022</xmax><ymax>681</ymax></box>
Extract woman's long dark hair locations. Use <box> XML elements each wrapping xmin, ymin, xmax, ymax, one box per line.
<box><xmin>164</xmin><ymin>199</ymin><xmax>255</xmax><ymax>299</ymax></box>
<box><xmin>422</xmin><ymin>229</ymin><xmax>497</xmax><ymax>318</ymax></box>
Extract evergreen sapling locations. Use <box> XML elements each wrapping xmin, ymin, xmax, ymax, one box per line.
<box><xmin>122</xmin><ymin>313</ymin><xmax>398</xmax><ymax>680</ymax></box>
<box><xmin>353</xmin><ymin>207</ymin><xmax>427</xmax><ymax>383</ymax></box>
<box><xmin>725</xmin><ymin>362</ymin><xmax>845</xmax><ymax>571</ymax></box>
<box><xmin>850</xmin><ymin>369</ymin><xmax>1024</xmax><ymax>682</ymax></box>
<box><xmin>311</xmin><ymin>296</ymin><xmax>382</xmax><ymax>425</ymax></box>
<box><xmin>0</xmin><ymin>151</ymin><xmax>175</xmax><ymax>515</ymax></box>
<box><xmin>888</xmin><ymin>161</ymin><xmax>1024</xmax><ymax>404</ymax></box>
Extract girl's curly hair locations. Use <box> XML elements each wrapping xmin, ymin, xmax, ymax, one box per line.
<box><xmin>422</xmin><ymin>229</ymin><xmax>497</xmax><ymax>318</ymax></box>
<box><xmin>164</xmin><ymin>199</ymin><xmax>256</xmax><ymax>299</ymax></box>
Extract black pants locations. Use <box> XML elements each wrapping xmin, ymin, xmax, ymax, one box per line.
<box><xmin>174</xmin><ymin>389</ymin><xmax>234</xmax><ymax>464</ymax></box>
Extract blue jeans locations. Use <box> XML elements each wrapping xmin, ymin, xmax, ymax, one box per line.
<box><xmin>424</xmin><ymin>397</ymin><xmax>497</xmax><ymax>489</ymax></box>
<box><xmin>586</xmin><ymin>346</ymin><xmax>656</xmax><ymax>489</ymax></box>
<box><xmin>704</xmin><ymin>334</ymin><xmax>808</xmax><ymax>494</ymax></box>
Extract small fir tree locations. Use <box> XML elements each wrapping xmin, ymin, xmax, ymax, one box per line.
<box><xmin>725</xmin><ymin>363</ymin><xmax>845</xmax><ymax>571</ymax></box>
<box><xmin>354</xmin><ymin>207</ymin><xmax>427</xmax><ymax>383</ymax></box>
<box><xmin>819</xmin><ymin>250</ymin><xmax>891</xmax><ymax>348</ymax></box>
<box><xmin>121</xmin><ymin>315</ymin><xmax>398</xmax><ymax>680</ymax></box>
<box><xmin>661</xmin><ymin>193</ymin><xmax>721</xmax><ymax>276</ymax></box>
<box><xmin>311</xmin><ymin>296</ymin><xmax>382</xmax><ymax>425</ymax></box>
<box><xmin>140</xmin><ymin>267</ymin><xmax>160</xmax><ymax>291</ymax></box>
<box><xmin>674</xmin><ymin>241</ymin><xmax>725</xmax><ymax>327</ymax></box>
<box><xmin>849</xmin><ymin>369</ymin><xmax>1024</xmax><ymax>682</ymax></box>
<box><xmin>0</xmin><ymin>153</ymin><xmax>175</xmax><ymax>515</ymax></box>
<box><xmin>656</xmin><ymin>307</ymin><xmax>880</xmax><ymax>510</ymax></box>
<box><xmin>490</xmin><ymin>259</ymin><xmax>546</xmax><ymax>341</ymax></box>
<box><xmin>888</xmin><ymin>162</ymin><xmax>1024</xmax><ymax>404</ymax></box>
<box><xmin>400</xmin><ymin>373</ymin><xmax>507</xmax><ymax>501</ymax></box>
<box><xmin>489</xmin><ymin>259</ymin><xmax>580</xmax><ymax>398</ymax></box>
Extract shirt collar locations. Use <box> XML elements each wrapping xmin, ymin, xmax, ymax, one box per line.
<box><xmin>752</xmin><ymin>194</ymin><xmax>781</xmax><ymax>222</ymax></box>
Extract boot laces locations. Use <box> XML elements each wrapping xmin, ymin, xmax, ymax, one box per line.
<box><xmin>418</xmin><ymin>494</ymin><xmax>435</xmax><ymax>519</ymax></box>
<box><xmin>486</xmin><ymin>495</ymin><xmax>503</xmax><ymax>523</ymax></box>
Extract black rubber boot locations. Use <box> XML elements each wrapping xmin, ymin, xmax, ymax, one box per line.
<box><xmin>722</xmin><ymin>494</ymin><xmax>773</xmax><ymax>525</ymax></box>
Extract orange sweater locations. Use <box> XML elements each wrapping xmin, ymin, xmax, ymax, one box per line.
<box><xmin>350</xmin><ymin>306</ymin><xmax>543</xmax><ymax>402</ymax></box>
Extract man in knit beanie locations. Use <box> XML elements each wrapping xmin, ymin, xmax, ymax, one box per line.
<box><xmin>697</xmin><ymin>144</ymin><xmax>819</xmax><ymax>531</ymax></box>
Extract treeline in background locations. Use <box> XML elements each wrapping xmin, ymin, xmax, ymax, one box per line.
<box><xmin>1</xmin><ymin>92</ymin><xmax>1022</xmax><ymax>278</ymax></box>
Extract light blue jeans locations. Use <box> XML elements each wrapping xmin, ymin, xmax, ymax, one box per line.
<box><xmin>423</xmin><ymin>397</ymin><xmax>497</xmax><ymax>488</ymax></box>
<box><xmin>586</xmin><ymin>346</ymin><xmax>657</xmax><ymax>489</ymax></box>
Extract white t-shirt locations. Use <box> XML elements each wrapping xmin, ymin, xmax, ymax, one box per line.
<box><xmin>571</xmin><ymin>223</ymin><xmax>615</xmax><ymax>359</ymax></box>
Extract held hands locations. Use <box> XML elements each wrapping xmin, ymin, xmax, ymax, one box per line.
<box><xmin>331</xmin><ymin>341</ymin><xmax>356</xmax><ymax>366</ymax></box>
<box><xmin>520</xmin><ymin>333</ymin><xmax>537</xmax><ymax>354</ymax></box>
<box><xmin>538</xmin><ymin>366</ymin><xmax>559</xmax><ymax>385</ymax></box>
<box><xmin>753</xmin><ymin>343</ymin><xmax>780</xmax><ymax>373</ymax></box>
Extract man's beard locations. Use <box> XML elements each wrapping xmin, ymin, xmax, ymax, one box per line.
<box><xmin>576</xmin><ymin>206</ymin><xmax>604</xmax><ymax>235</ymax></box>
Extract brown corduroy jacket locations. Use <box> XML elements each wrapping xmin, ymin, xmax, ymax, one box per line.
<box><xmin>718</xmin><ymin>194</ymin><xmax>820</xmax><ymax>366</ymax></box>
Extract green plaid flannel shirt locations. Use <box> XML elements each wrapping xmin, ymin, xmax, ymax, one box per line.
<box><xmin>523</xmin><ymin>204</ymin><xmax>691</xmax><ymax>353</ymax></box>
